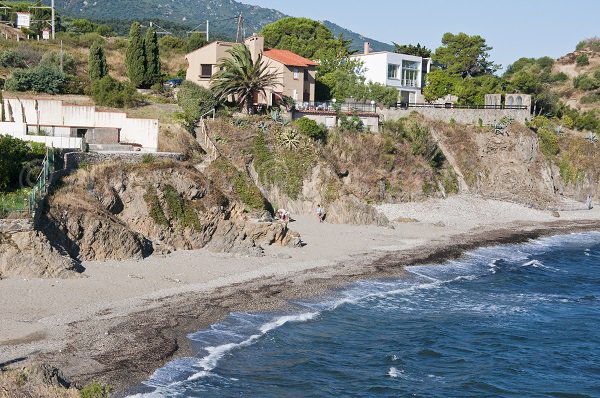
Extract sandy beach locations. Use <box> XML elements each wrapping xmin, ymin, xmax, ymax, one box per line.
<box><xmin>1</xmin><ymin>195</ymin><xmax>600</xmax><ymax>394</ymax></box>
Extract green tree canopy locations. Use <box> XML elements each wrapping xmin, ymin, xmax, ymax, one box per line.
<box><xmin>187</xmin><ymin>32</ymin><xmax>208</xmax><ymax>53</ymax></box>
<box><xmin>261</xmin><ymin>17</ymin><xmax>351</xmax><ymax>60</ymax></box>
<box><xmin>88</xmin><ymin>41</ymin><xmax>108</xmax><ymax>81</ymax></box>
<box><xmin>393</xmin><ymin>42</ymin><xmax>432</xmax><ymax>58</ymax></box>
<box><xmin>145</xmin><ymin>27</ymin><xmax>161</xmax><ymax>86</ymax></box>
<box><xmin>210</xmin><ymin>44</ymin><xmax>280</xmax><ymax>113</ymax></box>
<box><xmin>433</xmin><ymin>32</ymin><xmax>500</xmax><ymax>78</ymax></box>
<box><xmin>125</xmin><ymin>22</ymin><xmax>146</xmax><ymax>88</ymax></box>
<box><xmin>177</xmin><ymin>81</ymin><xmax>218</xmax><ymax>127</ymax></box>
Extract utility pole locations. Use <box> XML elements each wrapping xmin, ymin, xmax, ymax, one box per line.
<box><xmin>235</xmin><ymin>12</ymin><xmax>244</xmax><ymax>43</ymax></box>
<box><xmin>206</xmin><ymin>19</ymin><xmax>209</xmax><ymax>41</ymax></box>
<box><xmin>51</xmin><ymin>0</ymin><xmax>55</xmax><ymax>40</ymax></box>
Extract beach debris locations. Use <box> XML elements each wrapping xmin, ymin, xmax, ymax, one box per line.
<box><xmin>551</xmin><ymin>210</ymin><xmax>560</xmax><ymax>218</ymax></box>
<box><xmin>127</xmin><ymin>274</ymin><xmax>144</xmax><ymax>279</ymax></box>
<box><xmin>164</xmin><ymin>276</ymin><xmax>182</xmax><ymax>283</ymax></box>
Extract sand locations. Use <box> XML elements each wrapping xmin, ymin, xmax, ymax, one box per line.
<box><xmin>1</xmin><ymin>195</ymin><xmax>599</xmax><ymax>393</ymax></box>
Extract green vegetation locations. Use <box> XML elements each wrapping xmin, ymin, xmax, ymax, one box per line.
<box><xmin>144</xmin><ymin>27</ymin><xmax>162</xmax><ymax>86</ymax></box>
<box><xmin>211</xmin><ymin>44</ymin><xmax>280</xmax><ymax>113</ymax></box>
<box><xmin>576</xmin><ymin>54</ymin><xmax>590</xmax><ymax>66</ymax></box>
<box><xmin>176</xmin><ymin>81</ymin><xmax>218</xmax><ymax>127</ymax></box>
<box><xmin>0</xmin><ymin>188</ymin><xmax>30</xmax><ymax>218</ymax></box>
<box><xmin>125</xmin><ymin>22</ymin><xmax>146</xmax><ymax>87</ymax></box>
<box><xmin>576</xmin><ymin>38</ymin><xmax>600</xmax><ymax>52</ymax></box>
<box><xmin>558</xmin><ymin>155</ymin><xmax>583</xmax><ymax>185</ymax></box>
<box><xmin>253</xmin><ymin>131</ymin><xmax>315</xmax><ymax>199</ymax></box>
<box><xmin>4</xmin><ymin>64</ymin><xmax>66</xmax><ymax>94</ymax></box>
<box><xmin>79</xmin><ymin>380</ymin><xmax>113</xmax><ymax>398</ymax></box>
<box><xmin>90</xmin><ymin>75</ymin><xmax>140</xmax><ymax>108</ymax></box>
<box><xmin>294</xmin><ymin>117</ymin><xmax>327</xmax><ymax>142</ymax></box>
<box><xmin>573</xmin><ymin>72</ymin><xmax>600</xmax><ymax>91</ymax></box>
<box><xmin>393</xmin><ymin>42</ymin><xmax>432</xmax><ymax>57</ymax></box>
<box><xmin>88</xmin><ymin>41</ymin><xmax>108</xmax><ymax>81</ymax></box>
<box><xmin>0</xmin><ymin>135</ymin><xmax>44</xmax><ymax>192</ymax></box>
<box><xmin>163</xmin><ymin>184</ymin><xmax>202</xmax><ymax>230</ymax></box>
<box><xmin>404</xmin><ymin>121</ymin><xmax>445</xmax><ymax>168</ymax></box>
<box><xmin>143</xmin><ymin>186</ymin><xmax>168</xmax><ymax>226</ymax></box>
<box><xmin>0</xmin><ymin>50</ymin><xmax>26</xmax><ymax>68</ymax></box>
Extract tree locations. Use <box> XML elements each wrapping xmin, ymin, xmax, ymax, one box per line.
<box><xmin>210</xmin><ymin>44</ymin><xmax>280</xmax><ymax>113</ymax></box>
<box><xmin>125</xmin><ymin>22</ymin><xmax>146</xmax><ymax>88</ymax></box>
<box><xmin>88</xmin><ymin>41</ymin><xmax>108</xmax><ymax>81</ymax></box>
<box><xmin>91</xmin><ymin>76</ymin><xmax>140</xmax><ymax>108</ymax></box>
<box><xmin>261</xmin><ymin>17</ymin><xmax>351</xmax><ymax>60</ymax></box>
<box><xmin>4</xmin><ymin>64</ymin><xmax>66</xmax><ymax>94</ymax></box>
<box><xmin>187</xmin><ymin>32</ymin><xmax>207</xmax><ymax>53</ymax></box>
<box><xmin>0</xmin><ymin>135</ymin><xmax>30</xmax><ymax>191</ymax></box>
<box><xmin>144</xmin><ymin>27</ymin><xmax>161</xmax><ymax>86</ymax></box>
<box><xmin>393</xmin><ymin>42</ymin><xmax>432</xmax><ymax>58</ymax></box>
<box><xmin>433</xmin><ymin>32</ymin><xmax>500</xmax><ymax>78</ymax></box>
<box><xmin>176</xmin><ymin>81</ymin><xmax>218</xmax><ymax>127</ymax></box>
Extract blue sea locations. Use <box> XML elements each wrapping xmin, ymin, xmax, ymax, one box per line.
<box><xmin>129</xmin><ymin>232</ymin><xmax>600</xmax><ymax>398</ymax></box>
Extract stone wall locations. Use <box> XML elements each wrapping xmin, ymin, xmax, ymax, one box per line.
<box><xmin>0</xmin><ymin>218</ymin><xmax>33</xmax><ymax>233</ymax></box>
<box><xmin>378</xmin><ymin>107</ymin><xmax>531</xmax><ymax>126</ymax></box>
<box><xmin>292</xmin><ymin>111</ymin><xmax>379</xmax><ymax>133</ymax></box>
<box><xmin>63</xmin><ymin>151</ymin><xmax>186</xmax><ymax>171</ymax></box>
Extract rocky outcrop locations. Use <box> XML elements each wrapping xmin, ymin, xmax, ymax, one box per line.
<box><xmin>39</xmin><ymin>161</ymin><xmax>300</xmax><ymax>263</ymax></box>
<box><xmin>0</xmin><ymin>231</ymin><xmax>81</xmax><ymax>279</ymax></box>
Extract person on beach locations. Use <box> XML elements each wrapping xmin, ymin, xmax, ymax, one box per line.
<box><xmin>586</xmin><ymin>195</ymin><xmax>593</xmax><ymax>210</ymax></box>
<box><xmin>316</xmin><ymin>204</ymin><xmax>325</xmax><ymax>223</ymax></box>
<box><xmin>276</xmin><ymin>208</ymin><xmax>290</xmax><ymax>223</ymax></box>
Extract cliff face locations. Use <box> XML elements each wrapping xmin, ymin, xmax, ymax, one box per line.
<box><xmin>38</xmin><ymin>160</ymin><xmax>300</xmax><ymax>264</ymax></box>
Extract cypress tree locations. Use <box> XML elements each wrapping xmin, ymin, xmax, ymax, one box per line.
<box><xmin>144</xmin><ymin>27</ymin><xmax>161</xmax><ymax>86</ymax></box>
<box><xmin>125</xmin><ymin>22</ymin><xmax>146</xmax><ymax>88</ymax></box>
<box><xmin>88</xmin><ymin>41</ymin><xmax>108</xmax><ymax>81</ymax></box>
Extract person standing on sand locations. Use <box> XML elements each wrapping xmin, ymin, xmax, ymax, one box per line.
<box><xmin>316</xmin><ymin>204</ymin><xmax>325</xmax><ymax>223</ymax></box>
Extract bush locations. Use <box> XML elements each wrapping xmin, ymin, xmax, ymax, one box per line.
<box><xmin>551</xmin><ymin>72</ymin><xmax>568</xmax><ymax>83</ymax></box>
<box><xmin>90</xmin><ymin>76</ymin><xmax>141</xmax><ymax>108</ymax></box>
<box><xmin>537</xmin><ymin>128</ymin><xmax>560</xmax><ymax>158</ymax></box>
<box><xmin>574</xmin><ymin>74</ymin><xmax>600</xmax><ymax>91</ymax></box>
<box><xmin>576</xmin><ymin>54</ymin><xmax>590</xmax><ymax>66</ymax></box>
<box><xmin>39</xmin><ymin>51</ymin><xmax>77</xmax><ymax>75</ymax></box>
<box><xmin>163</xmin><ymin>184</ymin><xmax>201</xmax><ymax>230</ymax></box>
<box><xmin>0</xmin><ymin>135</ymin><xmax>39</xmax><ymax>192</ymax></box>
<box><xmin>0</xmin><ymin>50</ymin><xmax>26</xmax><ymax>68</ymax></box>
<box><xmin>159</xmin><ymin>35</ymin><xmax>187</xmax><ymax>51</ymax></box>
<box><xmin>294</xmin><ymin>117</ymin><xmax>327</xmax><ymax>142</ymax></box>
<box><xmin>176</xmin><ymin>81</ymin><xmax>218</xmax><ymax>127</ymax></box>
<box><xmin>4</xmin><ymin>64</ymin><xmax>66</xmax><ymax>94</ymax></box>
<box><xmin>405</xmin><ymin>122</ymin><xmax>445</xmax><ymax>168</ymax></box>
<box><xmin>79</xmin><ymin>381</ymin><xmax>113</xmax><ymax>398</ymax></box>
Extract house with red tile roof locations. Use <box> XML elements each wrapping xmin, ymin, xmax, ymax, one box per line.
<box><xmin>185</xmin><ymin>35</ymin><xmax>317</xmax><ymax>106</ymax></box>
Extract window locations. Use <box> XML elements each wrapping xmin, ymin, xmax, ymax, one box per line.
<box><xmin>388</xmin><ymin>64</ymin><xmax>400</xmax><ymax>79</ymax></box>
<box><xmin>401</xmin><ymin>60</ymin><xmax>419</xmax><ymax>87</ymax></box>
<box><xmin>200</xmin><ymin>64</ymin><xmax>212</xmax><ymax>78</ymax></box>
<box><xmin>304</xmin><ymin>69</ymin><xmax>309</xmax><ymax>81</ymax></box>
<box><xmin>293</xmin><ymin>67</ymin><xmax>300</xmax><ymax>80</ymax></box>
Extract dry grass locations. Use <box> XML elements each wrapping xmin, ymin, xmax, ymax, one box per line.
<box><xmin>0</xmin><ymin>368</ymin><xmax>79</xmax><ymax>398</ymax></box>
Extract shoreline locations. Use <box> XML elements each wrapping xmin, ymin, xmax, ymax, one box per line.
<box><xmin>1</xmin><ymin>197</ymin><xmax>600</xmax><ymax>395</ymax></box>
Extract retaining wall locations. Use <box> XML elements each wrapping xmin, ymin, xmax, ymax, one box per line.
<box><xmin>378</xmin><ymin>107</ymin><xmax>531</xmax><ymax>125</ymax></box>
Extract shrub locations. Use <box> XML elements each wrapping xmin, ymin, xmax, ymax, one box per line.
<box><xmin>163</xmin><ymin>184</ymin><xmax>201</xmax><ymax>230</ymax></box>
<box><xmin>551</xmin><ymin>72</ymin><xmax>568</xmax><ymax>82</ymax></box>
<box><xmin>176</xmin><ymin>81</ymin><xmax>218</xmax><ymax>127</ymax></box>
<box><xmin>0</xmin><ymin>135</ymin><xmax>38</xmax><ymax>191</ymax></box>
<box><xmin>580</xmin><ymin>92</ymin><xmax>600</xmax><ymax>104</ymax></box>
<box><xmin>187</xmin><ymin>32</ymin><xmax>207</xmax><ymax>52</ymax></box>
<box><xmin>294</xmin><ymin>117</ymin><xmax>327</xmax><ymax>142</ymax></box>
<box><xmin>90</xmin><ymin>76</ymin><xmax>141</xmax><ymax>108</ymax></box>
<box><xmin>537</xmin><ymin>128</ymin><xmax>560</xmax><ymax>158</ymax></box>
<box><xmin>576</xmin><ymin>54</ymin><xmax>590</xmax><ymax>66</ymax></box>
<box><xmin>4</xmin><ymin>64</ymin><xmax>66</xmax><ymax>94</ymax></box>
<box><xmin>405</xmin><ymin>122</ymin><xmax>445</xmax><ymax>168</ymax></box>
<box><xmin>143</xmin><ymin>186</ymin><xmax>168</xmax><ymax>226</ymax></box>
<box><xmin>39</xmin><ymin>51</ymin><xmax>77</xmax><ymax>75</ymax></box>
<box><xmin>574</xmin><ymin>74</ymin><xmax>600</xmax><ymax>91</ymax></box>
<box><xmin>0</xmin><ymin>50</ymin><xmax>26</xmax><ymax>68</ymax></box>
<box><xmin>159</xmin><ymin>35</ymin><xmax>187</xmax><ymax>51</ymax></box>
<box><xmin>79</xmin><ymin>381</ymin><xmax>113</xmax><ymax>398</ymax></box>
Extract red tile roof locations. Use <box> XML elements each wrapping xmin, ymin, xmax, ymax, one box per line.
<box><xmin>263</xmin><ymin>49</ymin><xmax>318</xmax><ymax>67</ymax></box>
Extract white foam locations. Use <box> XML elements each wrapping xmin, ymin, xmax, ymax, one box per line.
<box><xmin>388</xmin><ymin>367</ymin><xmax>401</xmax><ymax>378</ymax></box>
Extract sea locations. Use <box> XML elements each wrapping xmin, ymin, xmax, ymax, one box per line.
<box><xmin>127</xmin><ymin>231</ymin><xmax>600</xmax><ymax>398</ymax></box>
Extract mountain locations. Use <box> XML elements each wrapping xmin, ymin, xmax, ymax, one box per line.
<box><xmin>45</xmin><ymin>0</ymin><xmax>392</xmax><ymax>52</ymax></box>
<box><xmin>323</xmin><ymin>20</ymin><xmax>393</xmax><ymax>53</ymax></box>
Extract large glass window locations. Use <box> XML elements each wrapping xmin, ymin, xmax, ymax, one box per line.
<box><xmin>401</xmin><ymin>60</ymin><xmax>419</xmax><ymax>87</ymax></box>
<box><xmin>388</xmin><ymin>64</ymin><xmax>400</xmax><ymax>79</ymax></box>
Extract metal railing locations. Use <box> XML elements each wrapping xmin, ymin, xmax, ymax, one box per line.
<box><xmin>401</xmin><ymin>103</ymin><xmax>528</xmax><ymax>110</ymax></box>
<box><xmin>295</xmin><ymin>101</ymin><xmax>378</xmax><ymax>113</ymax></box>
<box><xmin>196</xmin><ymin>109</ymin><xmax>219</xmax><ymax>163</ymax></box>
<box><xmin>28</xmin><ymin>147</ymin><xmax>55</xmax><ymax>216</ymax></box>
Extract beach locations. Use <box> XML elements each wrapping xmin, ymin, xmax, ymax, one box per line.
<box><xmin>1</xmin><ymin>195</ymin><xmax>600</xmax><ymax>394</ymax></box>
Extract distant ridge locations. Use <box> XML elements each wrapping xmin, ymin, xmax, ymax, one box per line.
<box><xmin>46</xmin><ymin>0</ymin><xmax>393</xmax><ymax>53</ymax></box>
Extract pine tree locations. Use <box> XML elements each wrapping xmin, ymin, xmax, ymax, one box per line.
<box><xmin>125</xmin><ymin>22</ymin><xmax>146</xmax><ymax>88</ymax></box>
<box><xmin>144</xmin><ymin>27</ymin><xmax>161</xmax><ymax>86</ymax></box>
<box><xmin>88</xmin><ymin>41</ymin><xmax>108</xmax><ymax>81</ymax></box>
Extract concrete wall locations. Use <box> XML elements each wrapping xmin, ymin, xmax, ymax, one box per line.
<box><xmin>292</xmin><ymin>111</ymin><xmax>379</xmax><ymax>133</ymax></box>
<box><xmin>378</xmin><ymin>107</ymin><xmax>531</xmax><ymax>125</ymax></box>
<box><xmin>2</xmin><ymin>97</ymin><xmax>159</xmax><ymax>151</ymax></box>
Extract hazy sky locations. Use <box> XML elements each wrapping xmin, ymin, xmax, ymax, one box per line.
<box><xmin>242</xmin><ymin>0</ymin><xmax>598</xmax><ymax>70</ymax></box>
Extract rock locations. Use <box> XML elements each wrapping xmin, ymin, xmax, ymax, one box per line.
<box><xmin>26</xmin><ymin>363</ymin><xmax>71</xmax><ymax>389</ymax></box>
<box><xmin>551</xmin><ymin>210</ymin><xmax>560</xmax><ymax>218</ymax></box>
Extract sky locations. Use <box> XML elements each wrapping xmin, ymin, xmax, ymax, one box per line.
<box><xmin>242</xmin><ymin>0</ymin><xmax>599</xmax><ymax>71</ymax></box>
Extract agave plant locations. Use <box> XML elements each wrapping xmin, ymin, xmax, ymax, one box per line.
<box><xmin>277</xmin><ymin>128</ymin><xmax>301</xmax><ymax>150</ymax></box>
<box><xmin>585</xmin><ymin>131</ymin><xmax>598</xmax><ymax>143</ymax></box>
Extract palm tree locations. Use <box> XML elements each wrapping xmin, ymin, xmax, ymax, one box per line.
<box><xmin>210</xmin><ymin>44</ymin><xmax>280</xmax><ymax>114</ymax></box>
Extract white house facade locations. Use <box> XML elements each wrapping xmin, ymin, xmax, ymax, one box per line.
<box><xmin>351</xmin><ymin>43</ymin><xmax>431</xmax><ymax>104</ymax></box>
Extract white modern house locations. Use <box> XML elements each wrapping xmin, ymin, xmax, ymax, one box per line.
<box><xmin>351</xmin><ymin>43</ymin><xmax>431</xmax><ymax>104</ymax></box>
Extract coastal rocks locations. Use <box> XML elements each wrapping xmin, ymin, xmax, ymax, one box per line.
<box><xmin>43</xmin><ymin>207</ymin><xmax>152</xmax><ymax>262</ymax></box>
<box><xmin>0</xmin><ymin>363</ymin><xmax>79</xmax><ymax>398</ymax></box>
<box><xmin>0</xmin><ymin>231</ymin><xmax>81</xmax><ymax>279</ymax></box>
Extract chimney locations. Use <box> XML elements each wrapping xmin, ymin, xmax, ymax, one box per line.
<box><xmin>364</xmin><ymin>42</ymin><xmax>370</xmax><ymax>55</ymax></box>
